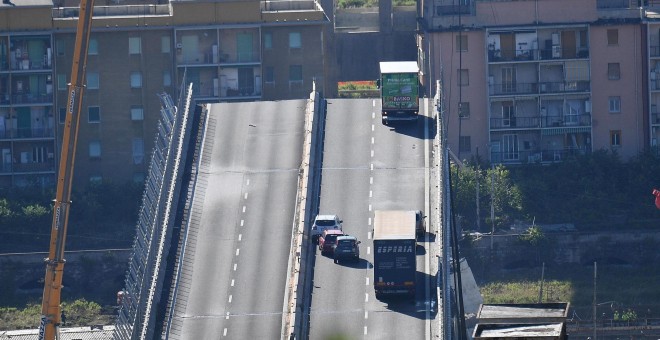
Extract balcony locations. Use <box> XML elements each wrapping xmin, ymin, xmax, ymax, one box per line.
<box><xmin>489</xmin><ymin>81</ymin><xmax>592</xmax><ymax>96</ymax></box>
<box><xmin>11</xmin><ymin>93</ymin><xmax>53</xmax><ymax>105</ymax></box>
<box><xmin>651</xmin><ymin>46</ymin><xmax>660</xmax><ymax>58</ymax></box>
<box><xmin>11</xmin><ymin>160</ymin><xmax>55</xmax><ymax>173</ymax></box>
<box><xmin>652</xmin><ymin>112</ymin><xmax>660</xmax><ymax>125</ymax></box>
<box><xmin>490</xmin><ymin>113</ymin><xmax>591</xmax><ymax>130</ymax></box>
<box><xmin>540</xmin><ymin>81</ymin><xmax>590</xmax><ymax>94</ymax></box>
<box><xmin>492</xmin><ymin>147</ymin><xmax>590</xmax><ymax>165</ymax></box>
<box><xmin>0</xmin><ymin>127</ymin><xmax>55</xmax><ymax>139</ymax></box>
<box><xmin>488</xmin><ymin>46</ymin><xmax>589</xmax><ymax>63</ymax></box>
<box><xmin>489</xmin><ymin>82</ymin><xmax>538</xmax><ymax>96</ymax></box>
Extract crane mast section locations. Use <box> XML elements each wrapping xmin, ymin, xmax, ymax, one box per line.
<box><xmin>39</xmin><ymin>0</ymin><xmax>95</xmax><ymax>339</ymax></box>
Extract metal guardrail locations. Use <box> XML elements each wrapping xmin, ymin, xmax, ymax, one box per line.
<box><xmin>113</xmin><ymin>85</ymin><xmax>193</xmax><ymax>340</ymax></box>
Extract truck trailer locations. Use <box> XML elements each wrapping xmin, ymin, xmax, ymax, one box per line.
<box><xmin>378</xmin><ymin>61</ymin><xmax>420</xmax><ymax>125</ymax></box>
<box><xmin>373</xmin><ymin>210</ymin><xmax>417</xmax><ymax>297</ymax></box>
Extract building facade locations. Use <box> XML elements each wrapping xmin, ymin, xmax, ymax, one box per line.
<box><xmin>419</xmin><ymin>0</ymin><xmax>657</xmax><ymax>165</ymax></box>
<box><xmin>0</xmin><ymin>0</ymin><xmax>329</xmax><ymax>188</ymax></box>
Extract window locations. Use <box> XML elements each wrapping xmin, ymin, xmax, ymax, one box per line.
<box><xmin>132</xmin><ymin>138</ymin><xmax>144</xmax><ymax>164</ymax></box>
<box><xmin>459</xmin><ymin>102</ymin><xmax>470</xmax><ymax>118</ymax></box>
<box><xmin>609</xmin><ymin>96</ymin><xmax>621</xmax><ymax>113</ymax></box>
<box><xmin>131</xmin><ymin>106</ymin><xmax>144</xmax><ymax>121</ymax></box>
<box><xmin>610</xmin><ymin>130</ymin><xmax>621</xmax><ymax>147</ymax></box>
<box><xmin>459</xmin><ymin>136</ymin><xmax>471</xmax><ymax>153</ymax></box>
<box><xmin>289</xmin><ymin>32</ymin><xmax>301</xmax><ymax>49</ymax></box>
<box><xmin>56</xmin><ymin>40</ymin><xmax>65</xmax><ymax>56</ymax></box>
<box><xmin>88</xmin><ymin>38</ymin><xmax>98</xmax><ymax>55</ymax></box>
<box><xmin>88</xmin><ymin>106</ymin><xmax>100</xmax><ymax>123</ymax></box>
<box><xmin>59</xmin><ymin>108</ymin><xmax>66</xmax><ymax>124</ymax></box>
<box><xmin>264</xmin><ymin>33</ymin><xmax>273</xmax><ymax>50</ymax></box>
<box><xmin>265</xmin><ymin>66</ymin><xmax>274</xmax><ymax>83</ymax></box>
<box><xmin>161</xmin><ymin>36</ymin><xmax>171</xmax><ymax>53</ymax></box>
<box><xmin>456</xmin><ymin>34</ymin><xmax>468</xmax><ymax>52</ymax></box>
<box><xmin>129</xmin><ymin>37</ymin><xmax>141</xmax><ymax>54</ymax></box>
<box><xmin>608</xmin><ymin>63</ymin><xmax>620</xmax><ymax>80</ymax></box>
<box><xmin>458</xmin><ymin>69</ymin><xmax>469</xmax><ymax>86</ymax></box>
<box><xmin>289</xmin><ymin>65</ymin><xmax>303</xmax><ymax>82</ymax></box>
<box><xmin>607</xmin><ymin>29</ymin><xmax>618</xmax><ymax>46</ymax></box>
<box><xmin>163</xmin><ymin>70</ymin><xmax>172</xmax><ymax>87</ymax></box>
<box><xmin>89</xmin><ymin>141</ymin><xmax>101</xmax><ymax>158</ymax></box>
<box><xmin>57</xmin><ymin>74</ymin><xmax>67</xmax><ymax>91</ymax></box>
<box><xmin>87</xmin><ymin>72</ymin><xmax>99</xmax><ymax>89</ymax></box>
<box><xmin>130</xmin><ymin>72</ymin><xmax>142</xmax><ymax>88</ymax></box>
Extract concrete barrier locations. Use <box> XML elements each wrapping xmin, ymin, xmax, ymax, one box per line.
<box><xmin>282</xmin><ymin>84</ymin><xmax>323</xmax><ymax>339</ymax></box>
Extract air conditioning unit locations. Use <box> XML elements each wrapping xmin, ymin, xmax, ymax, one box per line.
<box><xmin>585</xmin><ymin>101</ymin><xmax>591</xmax><ymax>113</ymax></box>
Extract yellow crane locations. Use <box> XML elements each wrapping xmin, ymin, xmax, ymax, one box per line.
<box><xmin>38</xmin><ymin>0</ymin><xmax>95</xmax><ymax>338</ymax></box>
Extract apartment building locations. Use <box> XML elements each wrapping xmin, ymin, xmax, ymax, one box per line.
<box><xmin>0</xmin><ymin>0</ymin><xmax>329</xmax><ymax>189</ymax></box>
<box><xmin>419</xmin><ymin>0</ymin><xmax>655</xmax><ymax>165</ymax></box>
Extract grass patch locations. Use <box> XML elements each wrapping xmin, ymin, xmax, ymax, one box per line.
<box><xmin>478</xmin><ymin>264</ymin><xmax>660</xmax><ymax>319</ymax></box>
<box><xmin>0</xmin><ymin>298</ymin><xmax>114</xmax><ymax>331</ymax></box>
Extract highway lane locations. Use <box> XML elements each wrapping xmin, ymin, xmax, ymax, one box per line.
<box><xmin>169</xmin><ymin>100</ymin><xmax>306</xmax><ymax>339</ymax></box>
<box><xmin>309</xmin><ymin>98</ymin><xmax>434</xmax><ymax>339</ymax></box>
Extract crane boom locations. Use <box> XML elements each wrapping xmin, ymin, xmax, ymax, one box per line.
<box><xmin>39</xmin><ymin>0</ymin><xmax>95</xmax><ymax>339</ymax></box>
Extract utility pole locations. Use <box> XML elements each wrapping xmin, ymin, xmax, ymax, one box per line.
<box><xmin>593</xmin><ymin>261</ymin><xmax>597</xmax><ymax>340</ymax></box>
<box><xmin>490</xmin><ymin>167</ymin><xmax>495</xmax><ymax>250</ymax></box>
<box><xmin>476</xmin><ymin>176</ymin><xmax>480</xmax><ymax>231</ymax></box>
<box><xmin>538</xmin><ymin>262</ymin><xmax>545</xmax><ymax>303</ymax></box>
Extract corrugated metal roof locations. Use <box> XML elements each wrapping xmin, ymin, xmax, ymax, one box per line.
<box><xmin>475</xmin><ymin>323</ymin><xmax>564</xmax><ymax>338</ymax></box>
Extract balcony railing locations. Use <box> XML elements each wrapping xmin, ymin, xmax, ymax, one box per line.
<box><xmin>11</xmin><ymin>93</ymin><xmax>53</xmax><ymax>105</ymax></box>
<box><xmin>490</xmin><ymin>82</ymin><xmax>537</xmax><ymax>95</ymax></box>
<box><xmin>488</xmin><ymin>47</ymin><xmax>589</xmax><ymax>63</ymax></box>
<box><xmin>177</xmin><ymin>51</ymin><xmax>260</xmax><ymax>65</ymax></box>
<box><xmin>651</xmin><ymin>46</ymin><xmax>660</xmax><ymax>58</ymax></box>
<box><xmin>652</xmin><ymin>112</ymin><xmax>660</xmax><ymax>124</ymax></box>
<box><xmin>540</xmin><ymin>81</ymin><xmax>590</xmax><ymax>93</ymax></box>
<box><xmin>490</xmin><ymin>81</ymin><xmax>590</xmax><ymax>96</ymax></box>
<box><xmin>9</xmin><ymin>57</ymin><xmax>52</xmax><ymax>71</ymax></box>
<box><xmin>11</xmin><ymin>161</ymin><xmax>55</xmax><ymax>173</ymax></box>
<box><xmin>491</xmin><ymin>147</ymin><xmax>590</xmax><ymax>164</ymax></box>
<box><xmin>52</xmin><ymin>4</ymin><xmax>170</xmax><ymax>19</ymax></box>
<box><xmin>0</xmin><ymin>127</ymin><xmax>55</xmax><ymax>139</ymax></box>
<box><xmin>490</xmin><ymin>113</ymin><xmax>591</xmax><ymax>129</ymax></box>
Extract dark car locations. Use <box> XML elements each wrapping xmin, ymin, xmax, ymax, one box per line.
<box><xmin>333</xmin><ymin>235</ymin><xmax>360</xmax><ymax>263</ymax></box>
<box><xmin>415</xmin><ymin>210</ymin><xmax>426</xmax><ymax>238</ymax></box>
<box><xmin>319</xmin><ymin>229</ymin><xmax>344</xmax><ymax>255</ymax></box>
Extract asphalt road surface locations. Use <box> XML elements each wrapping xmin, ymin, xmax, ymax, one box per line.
<box><xmin>308</xmin><ymin>98</ymin><xmax>435</xmax><ymax>340</ymax></box>
<box><xmin>168</xmin><ymin>100</ymin><xmax>307</xmax><ymax>339</ymax></box>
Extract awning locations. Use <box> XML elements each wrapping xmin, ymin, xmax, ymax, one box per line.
<box><xmin>542</xmin><ymin>126</ymin><xmax>591</xmax><ymax>135</ymax></box>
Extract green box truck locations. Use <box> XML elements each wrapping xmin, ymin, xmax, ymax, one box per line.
<box><xmin>378</xmin><ymin>61</ymin><xmax>420</xmax><ymax>125</ymax></box>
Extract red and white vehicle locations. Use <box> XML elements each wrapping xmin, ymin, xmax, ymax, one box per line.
<box><xmin>319</xmin><ymin>229</ymin><xmax>344</xmax><ymax>255</ymax></box>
